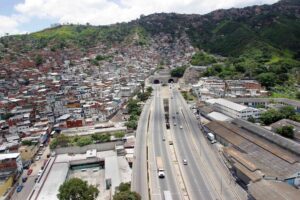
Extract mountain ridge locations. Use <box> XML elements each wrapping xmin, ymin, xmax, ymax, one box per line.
<box><xmin>0</xmin><ymin>0</ymin><xmax>299</xmax><ymax>94</ymax></box>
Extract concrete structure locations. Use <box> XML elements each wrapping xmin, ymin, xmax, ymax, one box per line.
<box><xmin>206</xmin><ymin>98</ymin><xmax>261</xmax><ymax>120</ymax></box>
<box><xmin>149</xmin><ymin>70</ymin><xmax>178</xmax><ymax>84</ymax></box>
<box><xmin>270</xmin><ymin>119</ymin><xmax>300</xmax><ymax>142</ymax></box>
<box><xmin>228</xmin><ymin>97</ymin><xmax>300</xmax><ymax>112</ymax></box>
<box><xmin>105</xmin><ymin>156</ymin><xmax>120</xmax><ymax>194</ymax></box>
<box><xmin>36</xmin><ymin>162</ymin><xmax>69</xmax><ymax>200</ymax></box>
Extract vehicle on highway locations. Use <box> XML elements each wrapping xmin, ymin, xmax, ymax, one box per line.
<box><xmin>16</xmin><ymin>185</ymin><xmax>23</xmax><ymax>193</ymax></box>
<box><xmin>162</xmin><ymin>137</ymin><xmax>166</xmax><ymax>141</ymax></box>
<box><xmin>27</xmin><ymin>169</ymin><xmax>33</xmax><ymax>175</ymax></box>
<box><xmin>173</xmin><ymin>123</ymin><xmax>176</xmax><ymax>126</ymax></box>
<box><xmin>164</xmin><ymin>190</ymin><xmax>173</xmax><ymax>200</ymax></box>
<box><xmin>156</xmin><ymin>157</ymin><xmax>165</xmax><ymax>178</ymax></box>
<box><xmin>37</xmin><ymin>170</ymin><xmax>43</xmax><ymax>178</ymax></box>
<box><xmin>207</xmin><ymin>132</ymin><xmax>217</xmax><ymax>144</ymax></box>
<box><xmin>176</xmin><ymin>111</ymin><xmax>179</xmax><ymax>114</ymax></box>
<box><xmin>35</xmin><ymin>156</ymin><xmax>40</xmax><ymax>161</ymax></box>
<box><xmin>180</xmin><ymin>125</ymin><xmax>183</xmax><ymax>129</ymax></box>
<box><xmin>22</xmin><ymin>177</ymin><xmax>27</xmax><ymax>183</ymax></box>
<box><xmin>183</xmin><ymin>159</ymin><xmax>188</xmax><ymax>165</ymax></box>
<box><xmin>172</xmin><ymin>115</ymin><xmax>175</xmax><ymax>119</ymax></box>
<box><xmin>169</xmin><ymin>141</ymin><xmax>173</xmax><ymax>145</ymax></box>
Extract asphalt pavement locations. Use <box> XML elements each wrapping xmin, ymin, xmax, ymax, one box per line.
<box><xmin>131</xmin><ymin>98</ymin><xmax>152</xmax><ymax>200</ymax></box>
<box><xmin>173</xmin><ymin>87</ymin><xmax>246</xmax><ymax>200</ymax></box>
<box><xmin>150</xmin><ymin>85</ymin><xmax>182</xmax><ymax>200</ymax></box>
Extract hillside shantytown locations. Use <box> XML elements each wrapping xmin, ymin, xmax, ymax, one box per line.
<box><xmin>0</xmin><ymin>0</ymin><xmax>300</xmax><ymax>200</ymax></box>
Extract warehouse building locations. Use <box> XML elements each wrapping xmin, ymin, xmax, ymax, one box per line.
<box><xmin>205</xmin><ymin>98</ymin><xmax>261</xmax><ymax>120</ymax></box>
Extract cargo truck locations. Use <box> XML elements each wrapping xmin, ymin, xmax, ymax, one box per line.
<box><xmin>156</xmin><ymin>156</ymin><xmax>165</xmax><ymax>178</ymax></box>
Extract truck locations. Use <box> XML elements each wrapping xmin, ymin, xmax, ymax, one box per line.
<box><xmin>156</xmin><ymin>157</ymin><xmax>165</xmax><ymax>178</ymax></box>
<box><xmin>163</xmin><ymin>190</ymin><xmax>173</xmax><ymax>200</ymax></box>
<box><xmin>207</xmin><ymin>132</ymin><xmax>216</xmax><ymax>144</ymax></box>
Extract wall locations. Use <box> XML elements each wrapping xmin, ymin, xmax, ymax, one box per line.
<box><xmin>54</xmin><ymin>141</ymin><xmax>124</xmax><ymax>155</ymax></box>
<box><xmin>0</xmin><ymin>175</ymin><xmax>13</xmax><ymax>197</ymax></box>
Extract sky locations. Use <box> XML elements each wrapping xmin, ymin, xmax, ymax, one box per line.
<box><xmin>0</xmin><ymin>0</ymin><xmax>279</xmax><ymax>36</ymax></box>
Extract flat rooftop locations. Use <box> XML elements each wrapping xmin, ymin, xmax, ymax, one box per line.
<box><xmin>37</xmin><ymin>162</ymin><xmax>69</xmax><ymax>200</ymax></box>
<box><xmin>206</xmin><ymin>121</ymin><xmax>300</xmax><ymax>179</ymax></box>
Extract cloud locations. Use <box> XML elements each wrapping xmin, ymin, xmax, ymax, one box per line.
<box><xmin>0</xmin><ymin>0</ymin><xmax>278</xmax><ymax>35</ymax></box>
<box><xmin>14</xmin><ymin>0</ymin><xmax>279</xmax><ymax>26</ymax></box>
<box><xmin>0</xmin><ymin>15</ymin><xmax>21</xmax><ymax>36</ymax></box>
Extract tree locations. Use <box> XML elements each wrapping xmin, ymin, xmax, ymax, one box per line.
<box><xmin>247</xmin><ymin>116</ymin><xmax>256</xmax><ymax>123</ymax></box>
<box><xmin>279</xmin><ymin>106</ymin><xmax>295</xmax><ymax>119</ymax></box>
<box><xmin>296</xmin><ymin>91</ymin><xmax>300</xmax><ymax>100</ymax></box>
<box><xmin>256</xmin><ymin>72</ymin><xmax>277</xmax><ymax>89</ymax></box>
<box><xmin>57</xmin><ymin>178</ymin><xmax>99</xmax><ymax>200</ymax></box>
<box><xmin>260</xmin><ymin>109</ymin><xmax>282</xmax><ymax>125</ymax></box>
<box><xmin>50</xmin><ymin>134</ymin><xmax>70</xmax><ymax>149</ymax></box>
<box><xmin>113</xmin><ymin>182</ymin><xmax>141</xmax><ymax>200</ymax></box>
<box><xmin>171</xmin><ymin>66</ymin><xmax>187</xmax><ymax>77</ymax></box>
<box><xmin>276</xmin><ymin>125</ymin><xmax>294</xmax><ymax>139</ymax></box>
<box><xmin>146</xmin><ymin>86</ymin><xmax>153</xmax><ymax>94</ymax></box>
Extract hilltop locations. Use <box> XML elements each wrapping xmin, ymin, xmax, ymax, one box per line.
<box><xmin>0</xmin><ymin>0</ymin><xmax>299</xmax><ymax>95</ymax></box>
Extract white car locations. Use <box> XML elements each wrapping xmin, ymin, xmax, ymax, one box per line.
<box><xmin>183</xmin><ymin>159</ymin><xmax>188</xmax><ymax>165</ymax></box>
<box><xmin>180</xmin><ymin>125</ymin><xmax>183</xmax><ymax>129</ymax></box>
<box><xmin>35</xmin><ymin>156</ymin><xmax>41</xmax><ymax>161</ymax></box>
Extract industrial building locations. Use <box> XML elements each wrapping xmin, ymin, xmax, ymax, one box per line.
<box><xmin>205</xmin><ymin>98</ymin><xmax>261</xmax><ymax>120</ymax></box>
<box><xmin>204</xmin><ymin>119</ymin><xmax>300</xmax><ymax>199</ymax></box>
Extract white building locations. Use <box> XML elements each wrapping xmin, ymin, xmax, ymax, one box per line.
<box><xmin>206</xmin><ymin>98</ymin><xmax>261</xmax><ymax>120</ymax></box>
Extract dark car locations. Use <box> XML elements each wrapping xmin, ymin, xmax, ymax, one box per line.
<box><xmin>22</xmin><ymin>177</ymin><xmax>27</xmax><ymax>183</ymax></box>
<box><xmin>16</xmin><ymin>185</ymin><xmax>23</xmax><ymax>193</ymax></box>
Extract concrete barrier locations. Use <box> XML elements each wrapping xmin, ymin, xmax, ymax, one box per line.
<box><xmin>54</xmin><ymin>141</ymin><xmax>124</xmax><ymax>155</ymax></box>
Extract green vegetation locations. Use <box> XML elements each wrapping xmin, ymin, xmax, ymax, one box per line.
<box><xmin>171</xmin><ymin>66</ymin><xmax>187</xmax><ymax>77</ymax></box>
<box><xmin>247</xmin><ymin>116</ymin><xmax>256</xmax><ymax>123</ymax></box>
<box><xmin>21</xmin><ymin>140</ymin><xmax>34</xmax><ymax>146</ymax></box>
<box><xmin>125</xmin><ymin>86</ymin><xmax>153</xmax><ymax>130</ymax></box>
<box><xmin>276</xmin><ymin>125</ymin><xmax>294</xmax><ymax>139</ymax></box>
<box><xmin>57</xmin><ymin>178</ymin><xmax>99</xmax><ymax>200</ymax></box>
<box><xmin>114</xmin><ymin>131</ymin><xmax>125</xmax><ymax>138</ymax></box>
<box><xmin>113</xmin><ymin>182</ymin><xmax>141</xmax><ymax>200</ymax></box>
<box><xmin>181</xmin><ymin>91</ymin><xmax>195</xmax><ymax>101</ymax></box>
<box><xmin>190</xmin><ymin>51</ymin><xmax>216</xmax><ymax>66</ymax></box>
<box><xmin>260</xmin><ymin>106</ymin><xmax>299</xmax><ymax>125</ymax></box>
<box><xmin>34</xmin><ymin>54</ymin><xmax>43</xmax><ymax>66</ymax></box>
<box><xmin>50</xmin><ymin>132</ymin><xmax>122</xmax><ymax>149</ymax></box>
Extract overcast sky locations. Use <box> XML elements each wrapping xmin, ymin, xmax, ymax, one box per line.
<box><xmin>0</xmin><ymin>0</ymin><xmax>279</xmax><ymax>36</ymax></box>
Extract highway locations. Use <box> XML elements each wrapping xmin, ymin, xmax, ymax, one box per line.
<box><xmin>149</xmin><ymin>85</ymin><xmax>182</xmax><ymax>200</ymax></box>
<box><xmin>131</xmin><ymin>98</ymin><xmax>151</xmax><ymax>200</ymax></box>
<box><xmin>172</xmin><ymin>86</ymin><xmax>246</xmax><ymax>200</ymax></box>
<box><xmin>170</xmin><ymin>89</ymin><xmax>216</xmax><ymax>200</ymax></box>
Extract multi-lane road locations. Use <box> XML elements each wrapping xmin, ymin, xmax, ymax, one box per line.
<box><xmin>132</xmin><ymin>83</ymin><xmax>246</xmax><ymax>200</ymax></box>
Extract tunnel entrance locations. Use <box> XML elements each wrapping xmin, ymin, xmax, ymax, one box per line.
<box><xmin>168</xmin><ymin>79</ymin><xmax>174</xmax><ymax>83</ymax></box>
<box><xmin>153</xmin><ymin>80</ymin><xmax>160</xmax><ymax>84</ymax></box>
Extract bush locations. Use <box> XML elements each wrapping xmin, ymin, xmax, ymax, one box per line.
<box><xmin>171</xmin><ymin>66</ymin><xmax>187</xmax><ymax>77</ymax></box>
<box><xmin>114</xmin><ymin>131</ymin><xmax>125</xmax><ymax>138</ymax></box>
<box><xmin>276</xmin><ymin>125</ymin><xmax>294</xmax><ymax>139</ymax></box>
<box><xmin>125</xmin><ymin>120</ymin><xmax>138</xmax><ymax>130</ymax></box>
<box><xmin>76</xmin><ymin>136</ymin><xmax>93</xmax><ymax>147</ymax></box>
<box><xmin>50</xmin><ymin>134</ymin><xmax>69</xmax><ymax>149</ymax></box>
<box><xmin>91</xmin><ymin>133</ymin><xmax>110</xmax><ymax>143</ymax></box>
<box><xmin>22</xmin><ymin>140</ymin><xmax>33</xmax><ymax>146</ymax></box>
